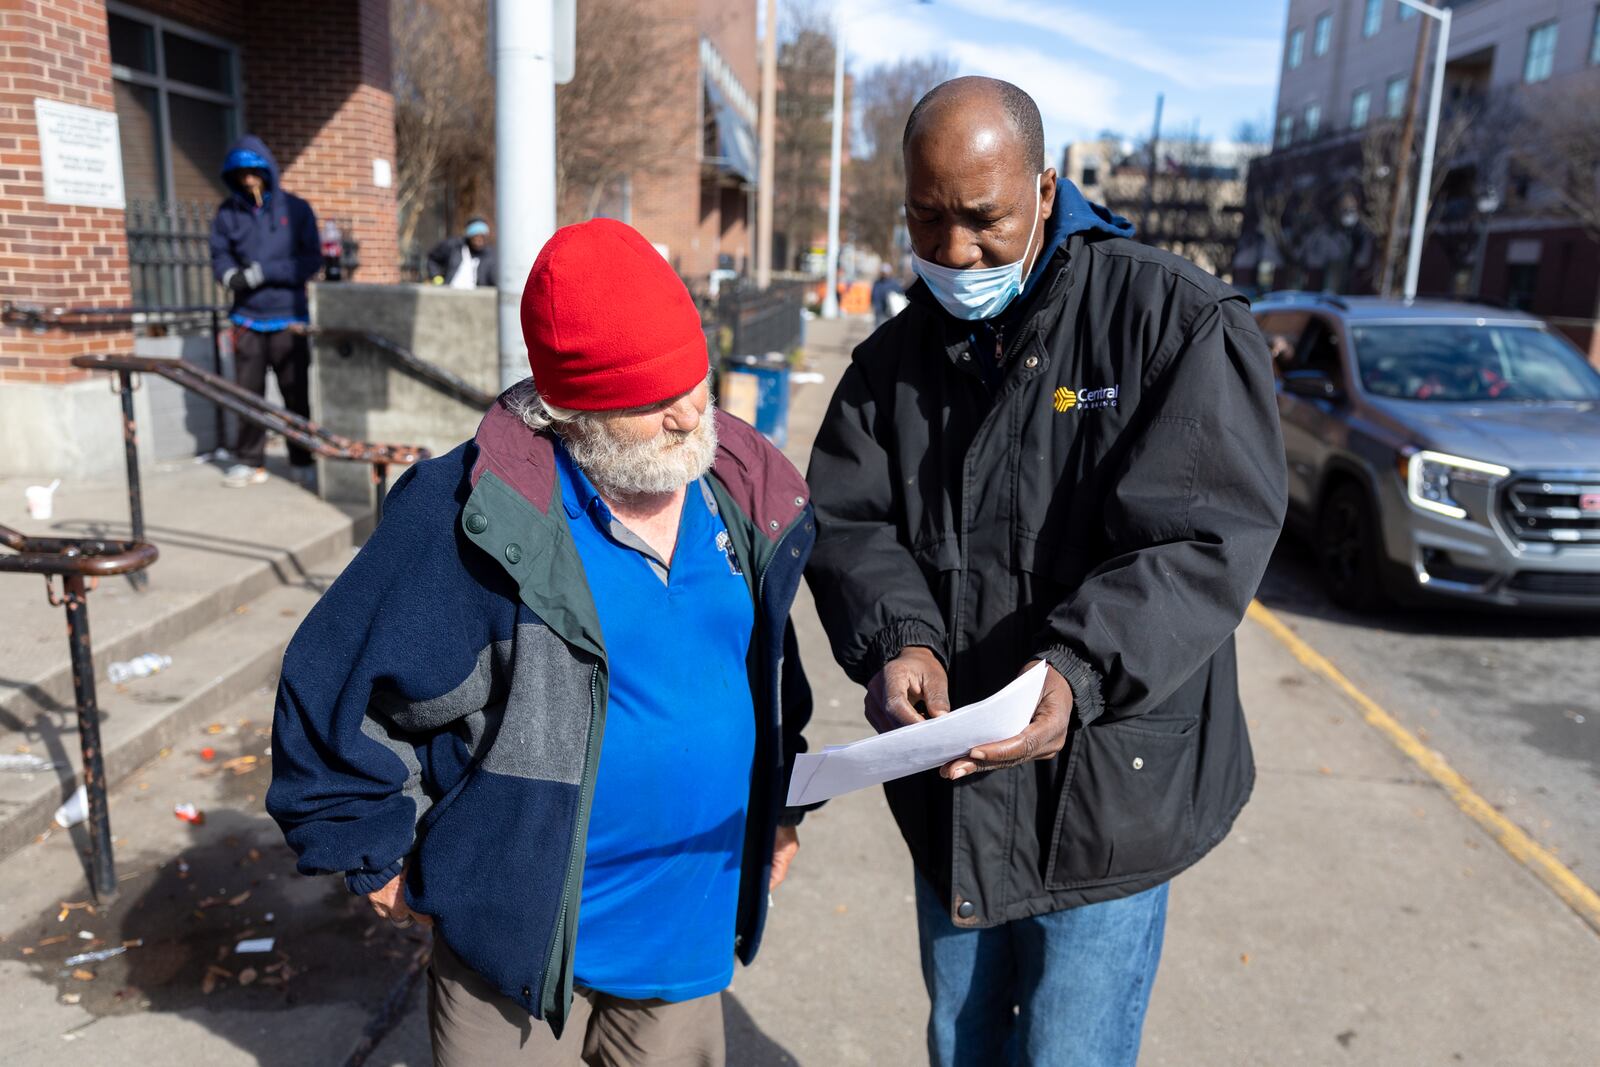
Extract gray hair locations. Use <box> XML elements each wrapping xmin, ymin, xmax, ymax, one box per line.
<box><xmin>502</xmin><ymin>377</ymin><xmax>590</xmax><ymax>434</ymax></box>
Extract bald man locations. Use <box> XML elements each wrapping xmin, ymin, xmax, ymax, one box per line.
<box><xmin>805</xmin><ymin>78</ymin><xmax>1287</xmax><ymax>1066</ymax></box>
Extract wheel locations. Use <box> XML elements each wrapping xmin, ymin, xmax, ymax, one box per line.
<box><xmin>1317</xmin><ymin>481</ymin><xmax>1385</xmax><ymax>612</ymax></box>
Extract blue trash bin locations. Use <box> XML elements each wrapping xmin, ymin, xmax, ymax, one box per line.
<box><xmin>720</xmin><ymin>353</ymin><xmax>790</xmax><ymax>448</ymax></box>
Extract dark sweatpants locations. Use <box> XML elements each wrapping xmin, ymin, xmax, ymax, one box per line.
<box><xmin>232</xmin><ymin>326</ymin><xmax>312</xmax><ymax>468</ymax></box>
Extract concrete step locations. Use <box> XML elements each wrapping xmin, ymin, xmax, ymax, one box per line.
<box><xmin>0</xmin><ymin>575</ymin><xmax>340</xmax><ymax>861</ymax></box>
<box><xmin>1</xmin><ymin>462</ymin><xmax>368</xmax><ymax>727</ymax></box>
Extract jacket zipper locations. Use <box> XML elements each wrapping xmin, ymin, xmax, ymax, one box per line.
<box><xmin>541</xmin><ymin>661</ymin><xmax>604</xmax><ymax>1022</ymax></box>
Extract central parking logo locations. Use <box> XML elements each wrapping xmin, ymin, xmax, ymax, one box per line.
<box><xmin>1054</xmin><ymin>384</ymin><xmax>1119</xmax><ymax>413</ymax></box>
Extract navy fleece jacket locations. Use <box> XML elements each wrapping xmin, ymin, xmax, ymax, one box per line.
<box><xmin>208</xmin><ymin>135</ymin><xmax>322</xmax><ymax>327</ymax></box>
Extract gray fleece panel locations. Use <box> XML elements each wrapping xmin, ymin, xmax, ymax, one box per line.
<box><xmin>479</xmin><ymin>622</ymin><xmax>594</xmax><ymax>785</ymax></box>
<box><xmin>359</xmin><ymin>713</ymin><xmax>434</xmax><ymax>826</ymax></box>
<box><xmin>365</xmin><ymin>623</ymin><xmax>594</xmax><ymax>787</ymax></box>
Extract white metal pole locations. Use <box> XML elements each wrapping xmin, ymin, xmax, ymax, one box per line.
<box><xmin>821</xmin><ymin>14</ymin><xmax>845</xmax><ymax>319</ymax></box>
<box><xmin>494</xmin><ymin>0</ymin><xmax>558</xmax><ymax>389</ymax></box>
<box><xmin>756</xmin><ymin>0</ymin><xmax>777</xmax><ymax>289</ymax></box>
<box><xmin>1403</xmin><ymin>5</ymin><xmax>1450</xmax><ymax>302</ymax></box>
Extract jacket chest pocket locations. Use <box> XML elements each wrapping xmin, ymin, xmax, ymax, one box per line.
<box><xmin>1044</xmin><ymin>717</ymin><xmax>1198</xmax><ymax>889</ymax></box>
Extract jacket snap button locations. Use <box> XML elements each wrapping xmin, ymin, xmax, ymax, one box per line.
<box><xmin>521</xmin><ymin>986</ymin><xmax>531</xmax><ymax>999</ymax></box>
<box><xmin>790</xmin><ymin>547</ymin><xmax>801</xmax><ymax>557</ymax></box>
<box><xmin>794</xmin><ymin>496</ymin><xmax>804</xmax><ymax>507</ymax></box>
<box><xmin>1132</xmin><ymin>756</ymin><xmax>1145</xmax><ymax>770</ymax></box>
<box><xmin>504</xmin><ymin>543</ymin><xmax>523</xmax><ymax>564</ymax></box>
<box><xmin>769</xmin><ymin>520</ymin><xmax>780</xmax><ymax>531</ymax></box>
<box><xmin>465</xmin><ymin>512</ymin><xmax>488</xmax><ymax>534</ymax></box>
<box><xmin>956</xmin><ymin>900</ymin><xmax>976</xmax><ymax>919</ymax></box>
<box><xmin>1024</xmin><ymin>355</ymin><xmax>1040</xmax><ymax>369</ymax></box>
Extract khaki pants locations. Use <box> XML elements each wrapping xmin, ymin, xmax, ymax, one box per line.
<box><xmin>428</xmin><ymin>937</ymin><xmax>726</xmax><ymax>1066</ymax></box>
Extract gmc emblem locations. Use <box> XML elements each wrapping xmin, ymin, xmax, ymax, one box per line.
<box><xmin>1583</xmin><ymin>492</ymin><xmax>1600</xmax><ymax>513</ymax></box>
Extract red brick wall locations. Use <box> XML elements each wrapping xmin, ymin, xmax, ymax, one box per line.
<box><xmin>0</xmin><ymin>0</ymin><xmax>134</xmax><ymax>383</ymax></box>
<box><xmin>239</xmin><ymin>0</ymin><xmax>398</xmax><ymax>281</ymax></box>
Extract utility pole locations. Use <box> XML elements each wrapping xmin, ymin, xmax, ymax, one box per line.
<box><xmin>1402</xmin><ymin>3</ymin><xmax>1450</xmax><ymax>302</ymax></box>
<box><xmin>821</xmin><ymin>17</ymin><xmax>845</xmax><ymax>319</ymax></box>
<box><xmin>756</xmin><ymin>0</ymin><xmax>777</xmax><ymax>288</ymax></box>
<box><xmin>1380</xmin><ymin>15</ymin><xmax>1432</xmax><ymax>298</ymax></box>
<box><xmin>493</xmin><ymin>0</ymin><xmax>558</xmax><ymax>389</ymax></box>
<box><xmin>1141</xmin><ymin>93</ymin><xmax>1164</xmax><ymax>240</ymax></box>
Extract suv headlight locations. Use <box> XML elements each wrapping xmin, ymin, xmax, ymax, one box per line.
<box><xmin>1399</xmin><ymin>449</ymin><xmax>1510</xmax><ymax>522</ymax></box>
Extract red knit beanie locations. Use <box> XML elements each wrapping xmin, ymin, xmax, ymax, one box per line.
<box><xmin>521</xmin><ymin>218</ymin><xmax>709</xmax><ymax>412</ymax></box>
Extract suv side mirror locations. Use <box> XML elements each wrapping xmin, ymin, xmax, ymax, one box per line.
<box><xmin>1283</xmin><ymin>369</ymin><xmax>1344</xmax><ymax>402</ymax></box>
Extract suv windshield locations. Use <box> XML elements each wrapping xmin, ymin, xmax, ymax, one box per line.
<box><xmin>1350</xmin><ymin>323</ymin><xmax>1600</xmax><ymax>402</ymax></box>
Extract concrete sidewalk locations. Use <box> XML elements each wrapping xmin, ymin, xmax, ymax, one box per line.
<box><xmin>2</xmin><ymin>316</ymin><xmax>1595</xmax><ymax>1065</ymax></box>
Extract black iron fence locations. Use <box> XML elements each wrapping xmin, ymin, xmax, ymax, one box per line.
<box><xmin>124</xmin><ymin>199</ymin><xmax>360</xmax><ymax>310</ymax></box>
<box><xmin>702</xmin><ymin>279</ymin><xmax>807</xmax><ymax>362</ymax></box>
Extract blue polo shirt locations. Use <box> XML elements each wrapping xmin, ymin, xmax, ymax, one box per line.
<box><xmin>555</xmin><ymin>441</ymin><xmax>757</xmax><ymax>1002</ymax></box>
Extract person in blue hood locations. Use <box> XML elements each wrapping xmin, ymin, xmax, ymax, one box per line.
<box><xmin>209</xmin><ymin>135</ymin><xmax>323</xmax><ymax>488</ymax></box>
<box><xmin>806</xmin><ymin>77</ymin><xmax>1284</xmax><ymax>1067</ymax></box>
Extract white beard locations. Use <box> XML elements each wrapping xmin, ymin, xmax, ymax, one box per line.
<box><xmin>560</xmin><ymin>412</ymin><xmax>719</xmax><ymax>497</ymax></box>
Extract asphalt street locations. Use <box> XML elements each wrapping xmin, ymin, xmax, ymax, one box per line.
<box><xmin>1255</xmin><ymin>536</ymin><xmax>1600</xmax><ymax>889</ymax></box>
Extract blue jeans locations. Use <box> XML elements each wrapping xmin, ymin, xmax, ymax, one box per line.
<box><xmin>915</xmin><ymin>875</ymin><xmax>1169</xmax><ymax>1067</ymax></box>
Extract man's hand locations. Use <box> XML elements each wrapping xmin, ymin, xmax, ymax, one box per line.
<box><xmin>367</xmin><ymin>866</ymin><xmax>431</xmax><ymax>929</ymax></box>
<box><xmin>769</xmin><ymin>825</ymin><xmax>799</xmax><ymax>891</ymax></box>
<box><xmin>941</xmin><ymin>661</ymin><xmax>1073</xmax><ymax>780</ymax></box>
<box><xmin>865</xmin><ymin>646</ymin><xmax>951</xmax><ymax>733</ymax></box>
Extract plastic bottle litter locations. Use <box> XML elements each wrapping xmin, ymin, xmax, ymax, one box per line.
<box><xmin>0</xmin><ymin>754</ymin><xmax>57</xmax><ymax>772</ymax></box>
<box><xmin>54</xmin><ymin>785</ymin><xmax>88</xmax><ymax>829</ymax></box>
<box><xmin>235</xmin><ymin>937</ymin><xmax>275</xmax><ymax>954</ymax></box>
<box><xmin>63</xmin><ymin>945</ymin><xmax>129</xmax><ymax>967</ymax></box>
<box><xmin>107</xmin><ymin>653</ymin><xmax>172</xmax><ymax>685</ymax></box>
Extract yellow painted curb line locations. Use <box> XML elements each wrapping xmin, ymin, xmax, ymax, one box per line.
<box><xmin>1246</xmin><ymin>599</ymin><xmax>1600</xmax><ymax>935</ymax></box>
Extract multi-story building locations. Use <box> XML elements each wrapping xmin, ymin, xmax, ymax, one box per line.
<box><xmin>1063</xmin><ymin>137</ymin><xmax>1266</xmax><ymax>277</ymax></box>
<box><xmin>1236</xmin><ymin>0</ymin><xmax>1600</xmax><ymax>360</ymax></box>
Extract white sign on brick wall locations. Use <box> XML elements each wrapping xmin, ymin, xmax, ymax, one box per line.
<box><xmin>34</xmin><ymin>98</ymin><xmax>126</xmax><ymax>209</ymax></box>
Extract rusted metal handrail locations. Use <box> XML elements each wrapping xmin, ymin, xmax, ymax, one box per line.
<box><xmin>311</xmin><ymin>326</ymin><xmax>496</xmax><ymax>411</ymax></box>
<box><xmin>0</xmin><ymin>525</ymin><xmax>159</xmax><ymax>901</ymax></box>
<box><xmin>72</xmin><ymin>355</ymin><xmax>429</xmax><ymax>545</ymax></box>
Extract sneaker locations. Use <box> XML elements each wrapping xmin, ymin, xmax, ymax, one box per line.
<box><xmin>223</xmin><ymin>464</ymin><xmax>269</xmax><ymax>488</ymax></box>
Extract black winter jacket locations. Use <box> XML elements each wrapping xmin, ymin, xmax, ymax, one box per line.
<box><xmin>806</xmin><ymin>231</ymin><xmax>1287</xmax><ymax>927</ymax></box>
<box><xmin>426</xmin><ymin>236</ymin><xmax>499</xmax><ymax>287</ymax></box>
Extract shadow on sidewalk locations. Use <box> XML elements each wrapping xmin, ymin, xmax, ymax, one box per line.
<box><xmin>724</xmin><ymin>990</ymin><xmax>800</xmax><ymax>1065</ymax></box>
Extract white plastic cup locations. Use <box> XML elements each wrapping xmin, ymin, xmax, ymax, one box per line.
<box><xmin>25</xmin><ymin>479</ymin><xmax>59</xmax><ymax>521</ymax></box>
<box><xmin>54</xmin><ymin>784</ymin><xmax>88</xmax><ymax>829</ymax></box>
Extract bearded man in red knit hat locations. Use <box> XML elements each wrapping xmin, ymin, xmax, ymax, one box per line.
<box><xmin>267</xmin><ymin>218</ymin><xmax>817</xmax><ymax>1065</ymax></box>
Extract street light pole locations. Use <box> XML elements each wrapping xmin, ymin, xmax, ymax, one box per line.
<box><xmin>821</xmin><ymin>16</ymin><xmax>845</xmax><ymax>319</ymax></box>
<box><xmin>1397</xmin><ymin>0</ymin><xmax>1452</xmax><ymax>303</ymax></box>
<box><xmin>493</xmin><ymin>0</ymin><xmax>558</xmax><ymax>389</ymax></box>
<box><xmin>757</xmin><ymin>0</ymin><xmax>777</xmax><ymax>289</ymax></box>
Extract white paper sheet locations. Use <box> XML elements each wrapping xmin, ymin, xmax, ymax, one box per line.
<box><xmin>785</xmin><ymin>662</ymin><xmax>1049</xmax><ymax>807</ymax></box>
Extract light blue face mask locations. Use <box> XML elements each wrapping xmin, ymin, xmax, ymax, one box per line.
<box><xmin>911</xmin><ymin>176</ymin><xmax>1043</xmax><ymax>321</ymax></box>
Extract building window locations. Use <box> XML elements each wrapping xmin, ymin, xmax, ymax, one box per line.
<box><xmin>1592</xmin><ymin>8</ymin><xmax>1600</xmax><ymax>65</ymax></box>
<box><xmin>1398</xmin><ymin>1</ymin><xmax>1416</xmax><ymax>20</ymax></box>
<box><xmin>1386</xmin><ymin>75</ymin><xmax>1409</xmax><ymax>118</ymax></box>
<box><xmin>1363</xmin><ymin>0</ymin><xmax>1383</xmax><ymax>38</ymax></box>
<box><xmin>107</xmin><ymin>4</ymin><xmax>240</xmax><ymax>205</ymax></box>
<box><xmin>1314</xmin><ymin>14</ymin><xmax>1333</xmax><ymax>56</ymax></box>
<box><xmin>1524</xmin><ymin>21</ymin><xmax>1559</xmax><ymax>83</ymax></box>
<box><xmin>1288</xmin><ymin>28</ymin><xmax>1305</xmax><ymax>68</ymax></box>
<box><xmin>1304</xmin><ymin>104</ymin><xmax>1322</xmax><ymax>138</ymax></box>
<box><xmin>1351</xmin><ymin>89</ymin><xmax>1372</xmax><ymax>130</ymax></box>
<box><xmin>1277</xmin><ymin>113</ymin><xmax>1294</xmax><ymax>147</ymax></box>
<box><xmin>1080</xmin><ymin>160</ymin><xmax>1100</xmax><ymax>188</ymax></box>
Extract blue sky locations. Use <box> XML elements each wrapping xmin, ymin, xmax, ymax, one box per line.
<box><xmin>841</xmin><ymin>0</ymin><xmax>1288</xmax><ymax>151</ymax></box>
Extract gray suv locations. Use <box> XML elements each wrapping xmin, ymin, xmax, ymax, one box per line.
<box><xmin>1253</xmin><ymin>294</ymin><xmax>1600</xmax><ymax>611</ymax></box>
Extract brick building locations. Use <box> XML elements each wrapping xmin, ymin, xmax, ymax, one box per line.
<box><xmin>1235</xmin><ymin>0</ymin><xmax>1600</xmax><ymax>361</ymax></box>
<box><xmin>568</xmin><ymin>0</ymin><xmax>760</xmax><ymax>284</ymax></box>
<box><xmin>0</xmin><ymin>0</ymin><xmax>399</xmax><ymax>475</ymax></box>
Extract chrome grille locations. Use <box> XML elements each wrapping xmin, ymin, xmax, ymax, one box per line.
<box><xmin>1502</xmin><ymin>479</ymin><xmax>1600</xmax><ymax>543</ymax></box>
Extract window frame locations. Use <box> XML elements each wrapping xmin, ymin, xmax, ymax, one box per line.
<box><xmin>1304</xmin><ymin>102</ymin><xmax>1322</xmax><ymax>139</ymax></box>
<box><xmin>106</xmin><ymin>1</ymin><xmax>243</xmax><ymax>204</ymax></box>
<box><xmin>1591</xmin><ymin>6</ymin><xmax>1600</xmax><ymax>66</ymax></box>
<box><xmin>1362</xmin><ymin>0</ymin><xmax>1383</xmax><ymax>38</ymax></box>
<box><xmin>1350</xmin><ymin>88</ymin><xmax>1372</xmax><ymax>130</ymax></box>
<box><xmin>1385</xmin><ymin>75</ymin><xmax>1409</xmax><ymax>119</ymax></box>
<box><xmin>1288</xmin><ymin>27</ymin><xmax>1306</xmax><ymax>69</ymax></box>
<box><xmin>1314</xmin><ymin>13</ymin><xmax>1333</xmax><ymax>57</ymax></box>
<box><xmin>1524</xmin><ymin>20</ymin><xmax>1559</xmax><ymax>84</ymax></box>
<box><xmin>1277</xmin><ymin>112</ymin><xmax>1295</xmax><ymax>147</ymax></box>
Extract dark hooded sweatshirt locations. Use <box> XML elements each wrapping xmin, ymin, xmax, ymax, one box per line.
<box><xmin>209</xmin><ymin>135</ymin><xmax>322</xmax><ymax>329</ymax></box>
<box><xmin>806</xmin><ymin>179</ymin><xmax>1288</xmax><ymax>927</ymax></box>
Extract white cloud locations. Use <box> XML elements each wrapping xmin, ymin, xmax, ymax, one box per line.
<box><xmin>845</xmin><ymin>8</ymin><xmax>1134</xmax><ymax>145</ymax></box>
<box><xmin>939</xmin><ymin>0</ymin><xmax>1280</xmax><ymax>90</ymax></box>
